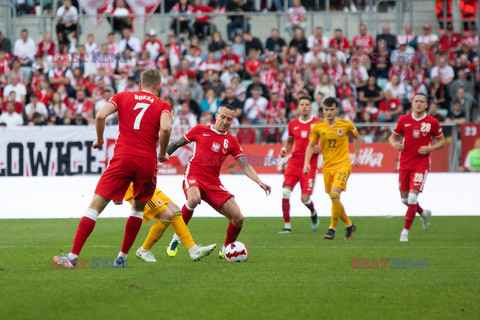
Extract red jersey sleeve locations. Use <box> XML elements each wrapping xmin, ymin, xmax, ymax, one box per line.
<box><xmin>430</xmin><ymin>117</ymin><xmax>444</xmax><ymax>138</ymax></box>
<box><xmin>229</xmin><ymin>136</ymin><xmax>244</xmax><ymax>159</ymax></box>
<box><xmin>184</xmin><ymin>125</ymin><xmax>201</xmax><ymax>143</ymax></box>
<box><xmin>288</xmin><ymin>121</ymin><xmax>294</xmax><ymax>138</ymax></box>
<box><xmin>108</xmin><ymin>92</ymin><xmax>123</xmax><ymax>111</ymax></box>
<box><xmin>393</xmin><ymin>116</ymin><xmax>404</xmax><ymax>136</ymax></box>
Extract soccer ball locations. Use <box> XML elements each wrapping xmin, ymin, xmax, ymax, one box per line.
<box><xmin>224</xmin><ymin>242</ymin><xmax>249</xmax><ymax>263</ymax></box>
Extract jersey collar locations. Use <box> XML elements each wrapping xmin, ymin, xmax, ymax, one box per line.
<box><xmin>299</xmin><ymin>116</ymin><xmax>313</xmax><ymax>124</ymax></box>
<box><xmin>410</xmin><ymin>113</ymin><xmax>427</xmax><ymax>121</ymax></box>
<box><xmin>210</xmin><ymin>125</ymin><xmax>227</xmax><ymax>135</ymax></box>
<box><xmin>141</xmin><ymin>89</ymin><xmax>153</xmax><ymax>95</ymax></box>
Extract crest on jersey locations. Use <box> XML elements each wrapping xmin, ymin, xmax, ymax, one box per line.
<box><xmin>413</xmin><ymin>130</ymin><xmax>420</xmax><ymax>138</ymax></box>
<box><xmin>156</xmin><ymin>199</ymin><xmax>163</xmax><ymax>206</ymax></box>
<box><xmin>301</xmin><ymin>130</ymin><xmax>308</xmax><ymax>138</ymax></box>
<box><xmin>212</xmin><ymin>142</ymin><xmax>220</xmax><ymax>152</ymax></box>
<box><xmin>337</xmin><ymin>129</ymin><xmax>344</xmax><ymax>136</ymax></box>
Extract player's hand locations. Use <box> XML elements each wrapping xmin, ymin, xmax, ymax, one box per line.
<box><xmin>392</xmin><ymin>142</ymin><xmax>404</xmax><ymax>151</ymax></box>
<box><xmin>280</xmin><ymin>147</ymin><xmax>287</xmax><ymax>158</ymax></box>
<box><xmin>418</xmin><ymin>146</ymin><xmax>432</xmax><ymax>155</ymax></box>
<box><xmin>259</xmin><ymin>182</ymin><xmax>271</xmax><ymax>196</ymax></box>
<box><xmin>303</xmin><ymin>163</ymin><xmax>311</xmax><ymax>175</ymax></box>
<box><xmin>158</xmin><ymin>153</ymin><xmax>169</xmax><ymax>162</ymax></box>
<box><xmin>92</xmin><ymin>139</ymin><xmax>104</xmax><ymax>149</ymax></box>
<box><xmin>313</xmin><ymin>145</ymin><xmax>322</xmax><ymax>154</ymax></box>
<box><xmin>354</xmin><ymin>158</ymin><xmax>361</xmax><ymax>168</ymax></box>
<box><xmin>113</xmin><ymin>200</ymin><xmax>123</xmax><ymax>205</ymax></box>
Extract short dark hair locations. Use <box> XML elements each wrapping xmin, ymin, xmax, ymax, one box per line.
<box><xmin>323</xmin><ymin>97</ymin><xmax>338</xmax><ymax>108</ymax></box>
<box><xmin>298</xmin><ymin>96</ymin><xmax>311</xmax><ymax>104</ymax></box>
<box><xmin>219</xmin><ymin>104</ymin><xmax>234</xmax><ymax>111</ymax></box>
<box><xmin>414</xmin><ymin>93</ymin><xmax>428</xmax><ymax>101</ymax></box>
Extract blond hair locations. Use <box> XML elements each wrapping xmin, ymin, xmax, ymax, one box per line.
<box><xmin>141</xmin><ymin>68</ymin><xmax>161</xmax><ymax>89</ymax></box>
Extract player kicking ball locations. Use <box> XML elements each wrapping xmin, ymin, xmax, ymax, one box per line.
<box><xmin>166</xmin><ymin>104</ymin><xmax>271</xmax><ymax>259</ymax></box>
<box><xmin>279</xmin><ymin>96</ymin><xmax>321</xmax><ymax>234</ymax></box>
<box><xmin>389</xmin><ymin>93</ymin><xmax>445</xmax><ymax>242</ymax></box>
<box><xmin>119</xmin><ymin>183</ymin><xmax>216</xmax><ymax>262</ymax></box>
<box><xmin>304</xmin><ymin>97</ymin><xmax>361</xmax><ymax>240</ymax></box>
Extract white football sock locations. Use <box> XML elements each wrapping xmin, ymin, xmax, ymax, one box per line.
<box><xmin>284</xmin><ymin>222</ymin><xmax>291</xmax><ymax>229</ymax></box>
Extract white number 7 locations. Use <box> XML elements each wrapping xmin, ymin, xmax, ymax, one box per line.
<box><xmin>133</xmin><ymin>102</ymin><xmax>150</xmax><ymax>130</ymax></box>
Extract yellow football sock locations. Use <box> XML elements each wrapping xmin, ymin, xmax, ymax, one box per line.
<box><xmin>142</xmin><ymin>219</ymin><xmax>170</xmax><ymax>251</ymax></box>
<box><xmin>171</xmin><ymin>212</ymin><xmax>196</xmax><ymax>250</ymax></box>
<box><xmin>330</xmin><ymin>192</ymin><xmax>343</xmax><ymax>230</ymax></box>
<box><xmin>340</xmin><ymin>210</ymin><xmax>352</xmax><ymax>226</ymax></box>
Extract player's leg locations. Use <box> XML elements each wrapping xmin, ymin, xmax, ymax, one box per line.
<box><xmin>137</xmin><ymin>206</ymin><xmax>173</xmax><ymax>262</ymax></box>
<box><xmin>299</xmin><ymin>169</ymin><xmax>319</xmax><ymax>231</ymax></box>
<box><xmin>301</xmin><ymin>194</ymin><xmax>319</xmax><ymax>231</ymax></box>
<box><xmin>399</xmin><ymin>170</ymin><xmax>431</xmax><ymax>232</ymax></box>
<box><xmin>323</xmin><ymin>171</ymin><xmax>337</xmax><ymax>239</ymax></box>
<box><xmin>218</xmin><ymin>197</ymin><xmax>244</xmax><ymax>259</ymax></box>
<box><xmin>169</xmin><ymin>185</ymin><xmax>202</xmax><ymax>256</ymax></box>
<box><xmin>327</xmin><ymin>168</ymin><xmax>355</xmax><ymax>240</ymax></box>
<box><xmin>53</xmin><ymin>194</ymin><xmax>111</xmax><ymax>268</ymax></box>
<box><xmin>279</xmin><ymin>185</ymin><xmax>293</xmax><ymax>234</ymax></box>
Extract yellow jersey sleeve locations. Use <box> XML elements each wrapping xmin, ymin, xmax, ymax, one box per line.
<box><xmin>348</xmin><ymin>121</ymin><xmax>358</xmax><ymax>138</ymax></box>
<box><xmin>309</xmin><ymin>123</ymin><xmax>321</xmax><ymax>144</ymax></box>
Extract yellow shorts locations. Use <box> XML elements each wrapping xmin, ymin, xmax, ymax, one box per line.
<box><xmin>124</xmin><ymin>183</ymin><xmax>173</xmax><ymax>222</ymax></box>
<box><xmin>323</xmin><ymin>166</ymin><xmax>351</xmax><ymax>194</ymax></box>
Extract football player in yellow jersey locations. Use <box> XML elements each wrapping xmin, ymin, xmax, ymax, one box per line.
<box><xmin>122</xmin><ymin>183</ymin><xmax>216</xmax><ymax>262</ymax></box>
<box><xmin>303</xmin><ymin>97</ymin><xmax>362</xmax><ymax>240</ymax></box>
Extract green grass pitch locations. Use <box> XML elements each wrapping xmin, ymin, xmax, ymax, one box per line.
<box><xmin>0</xmin><ymin>216</ymin><xmax>479</xmax><ymax>320</ymax></box>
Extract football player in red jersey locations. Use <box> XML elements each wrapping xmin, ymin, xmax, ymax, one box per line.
<box><xmin>166</xmin><ymin>104</ymin><xmax>271</xmax><ymax>259</ymax></box>
<box><xmin>279</xmin><ymin>96</ymin><xmax>321</xmax><ymax>234</ymax></box>
<box><xmin>389</xmin><ymin>93</ymin><xmax>445</xmax><ymax>242</ymax></box>
<box><xmin>53</xmin><ymin>69</ymin><xmax>172</xmax><ymax>268</ymax></box>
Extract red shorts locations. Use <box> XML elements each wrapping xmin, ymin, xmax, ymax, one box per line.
<box><xmin>398</xmin><ymin>169</ymin><xmax>428</xmax><ymax>192</ymax></box>
<box><xmin>183</xmin><ymin>175</ymin><xmax>233</xmax><ymax>212</ymax></box>
<box><xmin>95</xmin><ymin>155</ymin><xmax>157</xmax><ymax>202</ymax></box>
<box><xmin>283</xmin><ymin>165</ymin><xmax>317</xmax><ymax>195</ymax></box>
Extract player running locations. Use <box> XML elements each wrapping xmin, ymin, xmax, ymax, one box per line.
<box><xmin>304</xmin><ymin>97</ymin><xmax>361</xmax><ymax>240</ymax></box>
<box><xmin>53</xmin><ymin>69</ymin><xmax>172</xmax><ymax>269</ymax></box>
<box><xmin>120</xmin><ymin>183</ymin><xmax>216</xmax><ymax>262</ymax></box>
<box><xmin>389</xmin><ymin>93</ymin><xmax>445</xmax><ymax>242</ymax></box>
<box><xmin>166</xmin><ymin>104</ymin><xmax>272</xmax><ymax>259</ymax></box>
<box><xmin>279</xmin><ymin>96</ymin><xmax>321</xmax><ymax>234</ymax></box>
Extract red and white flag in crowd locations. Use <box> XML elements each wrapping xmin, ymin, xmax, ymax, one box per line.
<box><xmin>78</xmin><ymin>0</ymin><xmax>114</xmax><ymax>26</ymax></box>
<box><xmin>126</xmin><ymin>0</ymin><xmax>161</xmax><ymax>23</ymax></box>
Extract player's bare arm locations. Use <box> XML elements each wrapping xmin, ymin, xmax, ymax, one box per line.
<box><xmin>158</xmin><ymin>112</ymin><xmax>172</xmax><ymax>162</ymax></box>
<box><xmin>167</xmin><ymin>136</ymin><xmax>189</xmax><ymax>155</ymax></box>
<box><xmin>353</xmin><ymin>132</ymin><xmax>362</xmax><ymax>168</ymax></box>
<box><xmin>388</xmin><ymin>133</ymin><xmax>404</xmax><ymax>151</ymax></box>
<box><xmin>236</xmin><ymin>155</ymin><xmax>272</xmax><ymax>196</ymax></box>
<box><xmin>93</xmin><ymin>102</ymin><xmax>116</xmax><ymax>149</ymax></box>
<box><xmin>303</xmin><ymin>140</ymin><xmax>316</xmax><ymax>174</ymax></box>
<box><xmin>418</xmin><ymin>135</ymin><xmax>446</xmax><ymax>155</ymax></box>
<box><xmin>280</xmin><ymin>137</ymin><xmax>294</xmax><ymax>157</ymax></box>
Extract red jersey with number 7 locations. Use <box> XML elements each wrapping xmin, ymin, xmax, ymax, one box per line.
<box><xmin>392</xmin><ymin>113</ymin><xmax>443</xmax><ymax>171</ymax></box>
<box><xmin>184</xmin><ymin>124</ymin><xmax>244</xmax><ymax>183</ymax></box>
<box><xmin>108</xmin><ymin>90</ymin><xmax>172</xmax><ymax>161</ymax></box>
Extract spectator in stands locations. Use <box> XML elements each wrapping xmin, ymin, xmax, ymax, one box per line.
<box><xmin>414</xmin><ymin>42</ymin><xmax>434</xmax><ymax>70</ymax></box>
<box><xmin>304</xmin><ymin>59</ymin><xmax>322</xmax><ymax>93</ymax></box>
<box><xmin>244</xmin><ymin>48</ymin><xmax>262</xmax><ymax>79</ymax></box>
<box><xmin>325</xmin><ymin>56</ymin><xmax>344</xmax><ymax>87</ymax></box>
<box><xmin>25</xmin><ymin>93</ymin><xmax>48</xmax><ymax>123</ymax></box>
<box><xmin>446</xmin><ymin>100</ymin><xmax>467</xmax><ymax>125</ymax></box>
<box><xmin>106</xmin><ymin>32</ymin><xmax>119</xmax><ymax>55</ymax></box>
<box><xmin>389</xmin><ymin>57</ymin><xmax>413</xmax><ymax>85</ymax></box>
<box><xmin>244</xmin><ymin>86</ymin><xmax>268</xmax><ymax>124</ymax></box>
<box><xmin>184</xmin><ymin>45</ymin><xmax>202</xmax><ymax>72</ymax></box>
<box><xmin>358</xmin><ymin>75</ymin><xmax>384</xmax><ymax>107</ymax></box>
<box><xmin>454</xmin><ymin>48</ymin><xmax>476</xmax><ymax>78</ymax></box>
<box><xmin>142</xmin><ymin>29</ymin><xmax>163</xmax><ymax>60</ymax></box>
<box><xmin>329</xmin><ymin>28</ymin><xmax>350</xmax><ymax>56</ymax></box>
<box><xmin>396</xmin><ymin>24</ymin><xmax>417</xmax><ymax>51</ymax></box>
<box><xmin>9</xmin><ymin>58</ymin><xmax>27</xmax><ymax>86</ymax></box>
<box><xmin>246</xmin><ymin>72</ymin><xmax>269</xmax><ymax>99</ymax></box>
<box><xmin>436</xmin><ymin>0</ymin><xmax>453</xmax><ymax>33</ymax></box>
<box><xmin>70</xmin><ymin>67</ymin><xmax>87</xmax><ymax>97</ymax></box>
<box><xmin>311</xmin><ymin>91</ymin><xmax>324</xmax><ymax>118</ymax></box>
<box><xmin>307</xmin><ymin>26</ymin><xmax>329</xmax><ymax>52</ymax></box>
<box><xmin>439</xmin><ymin>24</ymin><xmax>462</xmax><ymax>54</ymax></box>
<box><xmin>378</xmin><ymin>90</ymin><xmax>402</xmax><ymax>122</ymax></box>
<box><xmin>192</xmin><ymin>0</ymin><xmax>215</xmax><ymax>40</ymax></box>
<box><xmin>340</xmin><ymin>91</ymin><xmax>359</xmax><ymax>121</ymax></box>
<box><xmin>220</xmin><ymin>44</ymin><xmax>242</xmax><ymax>73</ymax></box>
<box><xmin>170</xmin><ymin>0</ymin><xmax>194</xmax><ymax>38</ymax></box>
<box><xmin>431</xmin><ymin>55</ymin><xmax>455</xmax><ymax>85</ymax></box>
<box><xmin>370</xmin><ymin>40</ymin><xmax>390</xmax><ymax>79</ymax></box>
<box><xmin>3</xmin><ymin>74</ymin><xmax>26</xmax><ymax>105</ymax></box>
<box><xmin>95</xmin><ymin>90</ymin><xmax>115</xmax><ymax>124</ymax></box>
<box><xmin>208</xmin><ymin>31</ymin><xmax>227</xmax><ymax>61</ymax></box>
<box><xmin>48</xmin><ymin>60</ymin><xmax>72</xmax><ymax>92</ymax></box>
<box><xmin>230</xmin><ymin>75</ymin><xmax>246</xmax><ymax>102</ymax></box>
<box><xmin>180</xmin><ymin>89</ymin><xmax>202</xmax><ymax>118</ymax></box>
<box><xmin>173</xmin><ymin>99</ymin><xmax>198</xmax><ymax>128</ymax></box>
<box><xmin>352</xmin><ymin>24</ymin><xmax>375</xmax><ymax>54</ymax></box>
<box><xmin>108</xmin><ymin>0</ymin><xmax>134</xmax><ymax>33</ymax></box>
<box><xmin>13</xmin><ymin>29</ymin><xmax>36</xmax><ymax>66</ymax></box>
<box><xmin>0</xmin><ymin>101</ymin><xmax>23</xmax><ymax>126</ymax></box>
<box><xmin>56</xmin><ymin>0</ymin><xmax>78</xmax><ymax>45</ymax></box>
<box><xmin>243</xmin><ymin>31</ymin><xmax>264</xmax><ymax>56</ymax></box>
<box><xmin>459</xmin><ymin>0</ymin><xmax>478</xmax><ymax>32</ymax></box>
<box><xmin>226</xmin><ymin>0</ymin><xmax>252</xmax><ymax>41</ymax></box>
<box><xmin>37</xmin><ymin>32</ymin><xmax>55</xmax><ymax>57</ymax></box>
<box><xmin>450</xmin><ymin>69</ymin><xmax>474</xmax><ymax>98</ymax></box>
<box><xmin>406</xmin><ymin>76</ymin><xmax>428</xmax><ymax>106</ymax></box>
<box><xmin>417</xmin><ymin>24</ymin><xmax>439</xmax><ymax>51</ymax></box>
<box><xmin>237</xmin><ymin>117</ymin><xmax>257</xmax><ymax>144</ymax></box>
<box><xmin>314</xmin><ymin>73</ymin><xmax>336</xmax><ymax>101</ymax></box>
<box><xmin>384</xmin><ymin>74</ymin><xmax>406</xmax><ymax>101</ymax></box>
<box><xmin>198</xmin><ymin>50</ymin><xmax>221</xmax><ymax>74</ymax></box>
<box><xmin>463</xmin><ymin>25</ymin><xmax>479</xmax><ymax>52</ymax></box>
<box><xmin>346</xmin><ymin>57</ymin><xmax>368</xmax><ymax>87</ymax></box>
<box><xmin>201</xmin><ymin>88</ymin><xmax>221</xmax><ymax>115</ymax></box>
<box><xmin>180</xmin><ymin>74</ymin><xmax>204</xmax><ymax>104</ymax></box>
<box><xmin>455</xmin><ymin>87</ymin><xmax>477</xmax><ymax>122</ymax></box>
<box><xmin>304</xmin><ymin>43</ymin><xmax>327</xmax><ymax>68</ymax></box>
<box><xmin>291</xmin><ymin>73</ymin><xmax>309</xmax><ymax>104</ymax></box>
<box><xmin>66</xmin><ymin>89</ymin><xmax>94</xmax><ymax>125</ymax></box>
<box><xmin>429</xmin><ymin>75</ymin><xmax>450</xmax><ymax>112</ymax></box>
<box><xmin>2</xmin><ymin>91</ymin><xmax>24</xmax><ymax>114</ymax></box>
<box><xmin>118</xmin><ymin>28</ymin><xmax>141</xmax><ymax>58</ymax></box>
<box><xmin>265</xmin><ymin>28</ymin><xmax>287</xmax><ymax>57</ymax></box>
<box><xmin>0</xmin><ymin>31</ymin><xmax>12</xmax><ymax>55</ymax></box>
<box><xmin>428</xmin><ymin>101</ymin><xmax>446</xmax><ymax>123</ymax></box>
<box><xmin>376</xmin><ymin>24</ymin><xmax>397</xmax><ymax>52</ymax></box>
<box><xmin>265</xmin><ymin>90</ymin><xmax>286</xmax><ymax>124</ymax></box>
<box><xmin>260</xmin><ymin>117</ymin><xmax>281</xmax><ymax>143</ymax></box>
<box><xmin>176</xmin><ymin>59</ymin><xmax>197</xmax><ymax>88</ymax></box>
<box><xmin>35</xmin><ymin>78</ymin><xmax>53</xmax><ymax>106</ymax></box>
<box><xmin>205</xmin><ymin>71</ymin><xmax>225</xmax><ymax>99</ymax></box>
<box><xmin>285</xmin><ymin>0</ymin><xmax>307</xmax><ymax>37</ymax></box>
<box><xmin>222</xmin><ymin>86</ymin><xmax>244</xmax><ymax>120</ymax></box>
<box><xmin>289</xmin><ymin>28</ymin><xmax>309</xmax><ymax>55</ymax></box>
<box><xmin>232</xmin><ymin>34</ymin><xmax>245</xmax><ymax>59</ymax></box>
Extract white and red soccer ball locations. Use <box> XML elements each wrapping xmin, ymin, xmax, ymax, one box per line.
<box><xmin>224</xmin><ymin>241</ymin><xmax>249</xmax><ymax>262</ymax></box>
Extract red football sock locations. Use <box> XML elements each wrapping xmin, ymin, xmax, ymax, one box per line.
<box><xmin>71</xmin><ymin>217</ymin><xmax>96</xmax><ymax>255</ymax></box>
<box><xmin>304</xmin><ymin>200</ymin><xmax>315</xmax><ymax>213</ymax></box>
<box><xmin>404</xmin><ymin>204</ymin><xmax>417</xmax><ymax>230</ymax></box>
<box><xmin>416</xmin><ymin>202</ymin><xmax>424</xmax><ymax>215</ymax></box>
<box><xmin>182</xmin><ymin>204</ymin><xmax>194</xmax><ymax>225</ymax></box>
<box><xmin>120</xmin><ymin>216</ymin><xmax>143</xmax><ymax>254</ymax></box>
<box><xmin>282</xmin><ymin>198</ymin><xmax>291</xmax><ymax>223</ymax></box>
<box><xmin>224</xmin><ymin>222</ymin><xmax>242</xmax><ymax>247</ymax></box>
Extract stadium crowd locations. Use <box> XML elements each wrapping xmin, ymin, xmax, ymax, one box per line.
<box><xmin>0</xmin><ymin>0</ymin><xmax>479</xmax><ymax>144</ymax></box>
